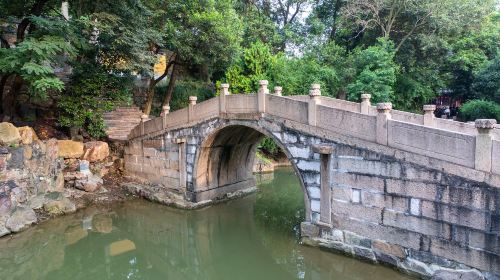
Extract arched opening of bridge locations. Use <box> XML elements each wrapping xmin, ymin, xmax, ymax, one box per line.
<box><xmin>192</xmin><ymin>125</ymin><xmax>308</xmax><ymax>231</ymax></box>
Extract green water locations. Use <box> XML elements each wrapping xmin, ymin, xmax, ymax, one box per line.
<box><xmin>0</xmin><ymin>167</ymin><xmax>412</xmax><ymax>280</ymax></box>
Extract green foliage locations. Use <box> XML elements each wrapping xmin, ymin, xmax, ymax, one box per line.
<box><xmin>58</xmin><ymin>64</ymin><xmax>132</xmax><ymax>138</ymax></box>
<box><xmin>458</xmin><ymin>100</ymin><xmax>500</xmax><ymax>122</ymax></box>
<box><xmin>153</xmin><ymin>79</ymin><xmax>215</xmax><ymax>115</ymax></box>
<box><xmin>224</xmin><ymin>41</ymin><xmax>274</xmax><ymax>93</ymax></box>
<box><xmin>472</xmin><ymin>55</ymin><xmax>500</xmax><ymax>103</ymax></box>
<box><xmin>347</xmin><ymin>38</ymin><xmax>399</xmax><ymax>103</ymax></box>
<box><xmin>0</xmin><ymin>35</ymin><xmax>74</xmax><ymax>98</ymax></box>
<box><xmin>258</xmin><ymin>137</ymin><xmax>280</xmax><ymax>157</ymax></box>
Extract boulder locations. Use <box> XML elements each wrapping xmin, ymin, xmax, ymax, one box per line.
<box><xmin>18</xmin><ymin>126</ymin><xmax>38</xmax><ymax>145</ymax></box>
<box><xmin>43</xmin><ymin>196</ymin><xmax>76</xmax><ymax>215</ymax></box>
<box><xmin>82</xmin><ymin>141</ymin><xmax>109</xmax><ymax>162</ymax></box>
<box><xmin>0</xmin><ymin>122</ymin><xmax>20</xmax><ymax>145</ymax></box>
<box><xmin>0</xmin><ymin>215</ymin><xmax>10</xmax><ymax>237</ymax></box>
<box><xmin>57</xmin><ymin>140</ymin><xmax>84</xmax><ymax>158</ymax></box>
<box><xmin>0</xmin><ymin>195</ymin><xmax>12</xmax><ymax>216</ymax></box>
<box><xmin>77</xmin><ymin>174</ymin><xmax>103</xmax><ymax>193</ymax></box>
<box><xmin>5</xmin><ymin>207</ymin><xmax>37</xmax><ymax>232</ymax></box>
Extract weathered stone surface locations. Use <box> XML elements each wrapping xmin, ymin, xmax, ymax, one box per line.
<box><xmin>372</xmin><ymin>239</ymin><xmax>406</xmax><ymax>259</ymax></box>
<box><xmin>300</xmin><ymin>222</ymin><xmax>319</xmax><ymax>238</ymax></box>
<box><xmin>0</xmin><ymin>122</ymin><xmax>20</xmax><ymax>145</ymax></box>
<box><xmin>344</xmin><ymin>231</ymin><xmax>372</xmax><ymax>248</ymax></box>
<box><xmin>43</xmin><ymin>196</ymin><xmax>76</xmax><ymax>215</ymax></box>
<box><xmin>352</xmin><ymin>245</ymin><xmax>377</xmax><ymax>262</ymax></box>
<box><xmin>18</xmin><ymin>126</ymin><xmax>38</xmax><ymax>145</ymax></box>
<box><xmin>5</xmin><ymin>207</ymin><xmax>37</xmax><ymax>232</ymax></box>
<box><xmin>82</xmin><ymin>141</ymin><xmax>110</xmax><ymax>162</ymax></box>
<box><xmin>432</xmin><ymin>268</ymin><xmax>485</xmax><ymax>280</ymax></box>
<box><xmin>57</xmin><ymin>140</ymin><xmax>84</xmax><ymax>158</ymax></box>
<box><xmin>399</xmin><ymin>258</ymin><xmax>434</xmax><ymax>277</ymax></box>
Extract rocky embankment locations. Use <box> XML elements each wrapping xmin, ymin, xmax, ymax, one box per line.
<box><xmin>0</xmin><ymin>122</ymin><xmax>129</xmax><ymax>237</ymax></box>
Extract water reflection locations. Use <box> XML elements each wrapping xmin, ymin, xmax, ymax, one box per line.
<box><xmin>0</xmin><ymin>168</ymin><xmax>413</xmax><ymax>280</ymax></box>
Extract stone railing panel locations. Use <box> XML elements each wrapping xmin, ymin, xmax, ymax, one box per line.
<box><xmin>391</xmin><ymin>110</ymin><xmax>424</xmax><ymax>125</ymax></box>
<box><xmin>316</xmin><ymin>105</ymin><xmax>377</xmax><ymax>142</ymax></box>
<box><xmin>226</xmin><ymin>94</ymin><xmax>257</xmax><ymax>113</ymax></box>
<box><xmin>388</xmin><ymin>120</ymin><xmax>475</xmax><ymax>168</ymax></box>
<box><xmin>318</xmin><ymin>96</ymin><xmax>360</xmax><ymax>113</ymax></box>
<box><xmin>166</xmin><ymin>108</ymin><xmax>189</xmax><ymax>128</ymax></box>
<box><xmin>492</xmin><ymin>140</ymin><xmax>500</xmax><ymax>175</ymax></box>
<box><xmin>435</xmin><ymin>118</ymin><xmax>478</xmax><ymax>135</ymax></box>
<box><xmin>266</xmin><ymin>95</ymin><xmax>307</xmax><ymax>123</ymax></box>
<box><xmin>287</xmin><ymin>95</ymin><xmax>309</xmax><ymax>102</ymax></box>
<box><xmin>143</xmin><ymin>117</ymin><xmax>163</xmax><ymax>135</ymax></box>
<box><xmin>194</xmin><ymin>96</ymin><xmax>219</xmax><ymax>121</ymax></box>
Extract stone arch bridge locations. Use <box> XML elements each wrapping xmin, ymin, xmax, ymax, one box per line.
<box><xmin>123</xmin><ymin>81</ymin><xmax>499</xmax><ymax>279</ymax></box>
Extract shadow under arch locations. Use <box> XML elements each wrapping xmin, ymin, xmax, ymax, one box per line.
<box><xmin>191</xmin><ymin>123</ymin><xmax>311</xmax><ymax>221</ymax></box>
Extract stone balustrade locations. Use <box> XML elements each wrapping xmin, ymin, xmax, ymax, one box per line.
<box><xmin>129</xmin><ymin>81</ymin><xmax>499</xmax><ymax>176</ymax></box>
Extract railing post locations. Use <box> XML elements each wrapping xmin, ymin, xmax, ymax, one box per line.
<box><xmin>219</xmin><ymin>83</ymin><xmax>230</xmax><ymax>115</ymax></box>
<box><xmin>140</xmin><ymin>114</ymin><xmax>148</xmax><ymax>135</ymax></box>
<box><xmin>273</xmin><ymin>86</ymin><xmax>282</xmax><ymax>96</ymax></box>
<box><xmin>423</xmin><ymin>104</ymin><xmax>436</xmax><ymax>127</ymax></box>
<box><xmin>312</xmin><ymin>144</ymin><xmax>334</xmax><ymax>226</ymax></box>
<box><xmin>360</xmin><ymin>93</ymin><xmax>371</xmax><ymax>114</ymax></box>
<box><xmin>162</xmin><ymin>105</ymin><xmax>170</xmax><ymax>129</ymax></box>
<box><xmin>376</xmin><ymin>103</ymin><xmax>392</xmax><ymax>145</ymax></box>
<box><xmin>257</xmin><ymin>80</ymin><xmax>269</xmax><ymax>114</ymax></box>
<box><xmin>308</xmin><ymin>84</ymin><xmax>321</xmax><ymax>126</ymax></box>
<box><xmin>474</xmin><ymin>119</ymin><xmax>496</xmax><ymax>172</ymax></box>
<box><xmin>188</xmin><ymin>96</ymin><xmax>197</xmax><ymax>122</ymax></box>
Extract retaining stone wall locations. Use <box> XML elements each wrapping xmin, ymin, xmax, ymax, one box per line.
<box><xmin>304</xmin><ymin>144</ymin><xmax>499</xmax><ymax>279</ymax></box>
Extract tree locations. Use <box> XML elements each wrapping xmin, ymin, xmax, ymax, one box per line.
<box><xmin>472</xmin><ymin>55</ymin><xmax>500</xmax><ymax>103</ymax></box>
<box><xmin>142</xmin><ymin>0</ymin><xmax>243</xmax><ymax>115</ymax></box>
<box><xmin>342</xmin><ymin>0</ymin><xmax>495</xmax><ymax>53</ymax></box>
<box><xmin>347</xmin><ymin>38</ymin><xmax>398</xmax><ymax>103</ymax></box>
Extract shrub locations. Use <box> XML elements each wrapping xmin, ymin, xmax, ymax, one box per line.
<box><xmin>458</xmin><ymin>100</ymin><xmax>500</xmax><ymax>122</ymax></box>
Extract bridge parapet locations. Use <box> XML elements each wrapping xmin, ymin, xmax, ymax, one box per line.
<box><xmin>129</xmin><ymin>81</ymin><xmax>499</xmax><ymax>176</ymax></box>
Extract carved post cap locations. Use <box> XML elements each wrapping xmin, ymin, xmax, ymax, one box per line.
<box><xmin>376</xmin><ymin>102</ymin><xmax>392</xmax><ymax>112</ymax></box>
<box><xmin>312</xmin><ymin>144</ymin><xmax>334</xmax><ymax>155</ymax></box>
<box><xmin>475</xmin><ymin>119</ymin><xmax>497</xmax><ymax>131</ymax></box>
<box><xmin>309</xmin><ymin>84</ymin><xmax>321</xmax><ymax>97</ymax></box>
<box><xmin>220</xmin><ymin>83</ymin><xmax>230</xmax><ymax>96</ymax></box>
<box><xmin>141</xmin><ymin>114</ymin><xmax>148</xmax><ymax>121</ymax></box>
<box><xmin>423</xmin><ymin>105</ymin><xmax>436</xmax><ymax>112</ymax></box>
<box><xmin>274</xmin><ymin>86</ymin><xmax>283</xmax><ymax>95</ymax></box>
<box><xmin>361</xmin><ymin>94</ymin><xmax>371</xmax><ymax>101</ymax></box>
<box><xmin>259</xmin><ymin>80</ymin><xmax>269</xmax><ymax>86</ymax></box>
<box><xmin>188</xmin><ymin>96</ymin><xmax>198</xmax><ymax>105</ymax></box>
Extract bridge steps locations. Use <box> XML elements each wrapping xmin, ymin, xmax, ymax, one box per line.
<box><xmin>103</xmin><ymin>106</ymin><xmax>146</xmax><ymax>141</ymax></box>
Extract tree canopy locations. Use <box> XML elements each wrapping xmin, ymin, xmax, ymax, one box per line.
<box><xmin>0</xmin><ymin>0</ymin><xmax>499</xmax><ymax>137</ymax></box>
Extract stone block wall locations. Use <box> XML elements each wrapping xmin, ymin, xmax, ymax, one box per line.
<box><xmin>0</xmin><ymin>140</ymin><xmax>67</xmax><ymax>236</ymax></box>
<box><xmin>305</xmin><ymin>144</ymin><xmax>499</xmax><ymax>279</ymax></box>
<box><xmin>124</xmin><ymin>138</ymin><xmax>182</xmax><ymax>192</ymax></box>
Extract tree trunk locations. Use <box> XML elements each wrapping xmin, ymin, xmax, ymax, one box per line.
<box><xmin>142</xmin><ymin>78</ymin><xmax>156</xmax><ymax>116</ymax></box>
<box><xmin>4</xmin><ymin>75</ymin><xmax>23</xmax><ymax>118</ymax></box>
<box><xmin>162</xmin><ymin>62</ymin><xmax>179</xmax><ymax>107</ymax></box>
<box><xmin>0</xmin><ymin>75</ymin><xmax>10</xmax><ymax>116</ymax></box>
<box><xmin>142</xmin><ymin>54</ymin><xmax>176</xmax><ymax>115</ymax></box>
